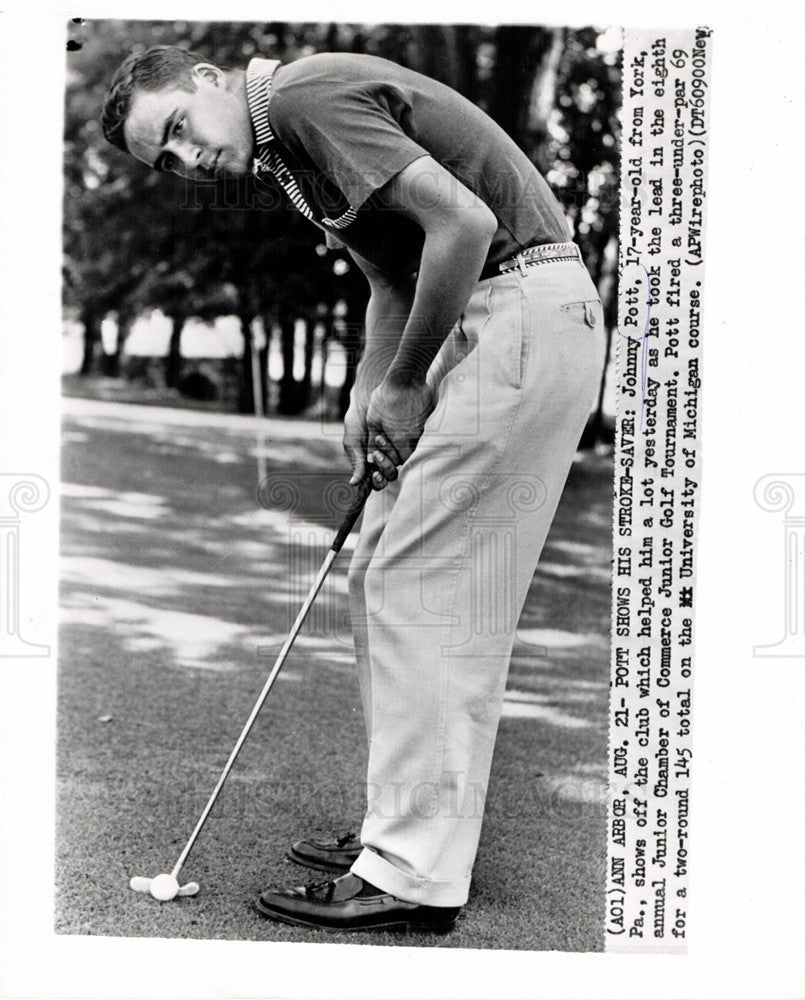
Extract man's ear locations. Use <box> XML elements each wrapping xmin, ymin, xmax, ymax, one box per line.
<box><xmin>191</xmin><ymin>63</ymin><xmax>223</xmax><ymax>88</ymax></box>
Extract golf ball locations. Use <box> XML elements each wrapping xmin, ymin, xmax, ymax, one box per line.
<box><xmin>149</xmin><ymin>873</ymin><xmax>179</xmax><ymax>901</ymax></box>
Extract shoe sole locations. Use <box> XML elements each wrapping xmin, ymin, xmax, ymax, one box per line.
<box><xmin>255</xmin><ymin>897</ymin><xmax>455</xmax><ymax>934</ymax></box>
<box><xmin>285</xmin><ymin>850</ymin><xmax>355</xmax><ymax>874</ymax></box>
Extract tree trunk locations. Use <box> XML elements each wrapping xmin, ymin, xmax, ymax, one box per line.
<box><xmin>490</xmin><ymin>27</ymin><xmax>553</xmax><ymax>149</ymax></box>
<box><xmin>116</xmin><ymin>309</ymin><xmax>134</xmax><ymax>378</ymax></box>
<box><xmin>101</xmin><ymin>309</ymin><xmax>133</xmax><ymax>379</ymax></box>
<box><xmin>237</xmin><ymin>315</ymin><xmax>255</xmax><ymax>414</ymax></box>
<box><xmin>383</xmin><ymin>25</ymin><xmax>412</xmax><ymax>67</ymax></box>
<box><xmin>351</xmin><ymin>29</ymin><xmax>366</xmax><ymax>54</ymax></box>
<box><xmin>260</xmin><ymin>314</ymin><xmax>272</xmax><ymax>413</ymax></box>
<box><xmin>319</xmin><ymin>331</ymin><xmax>330</xmax><ymax>415</ymax></box>
<box><xmin>277</xmin><ymin>313</ymin><xmax>299</xmax><ymax>414</ymax></box>
<box><xmin>79</xmin><ymin>307</ymin><xmax>101</xmax><ymax>376</ymax></box>
<box><xmin>300</xmin><ymin>319</ymin><xmax>314</xmax><ymax>409</ymax></box>
<box><xmin>258</xmin><ymin>346</ymin><xmax>269</xmax><ymax>413</ymax></box>
<box><xmin>407</xmin><ymin>26</ymin><xmax>459</xmax><ymax>88</ymax></box>
<box><xmin>455</xmin><ymin>25</ymin><xmax>479</xmax><ymax>103</ymax></box>
<box><xmin>99</xmin><ymin>349</ymin><xmax>117</xmax><ymax>377</ymax></box>
<box><xmin>164</xmin><ymin>316</ymin><xmax>184</xmax><ymax>389</ymax></box>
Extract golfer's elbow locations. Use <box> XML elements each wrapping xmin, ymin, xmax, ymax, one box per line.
<box><xmin>457</xmin><ymin>202</ymin><xmax>498</xmax><ymax>249</ymax></box>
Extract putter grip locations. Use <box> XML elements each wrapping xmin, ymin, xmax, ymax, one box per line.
<box><xmin>330</xmin><ymin>475</ymin><xmax>373</xmax><ymax>553</ymax></box>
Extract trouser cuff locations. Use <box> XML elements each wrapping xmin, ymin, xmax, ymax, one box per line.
<box><xmin>351</xmin><ymin>848</ymin><xmax>471</xmax><ymax>907</ymax></box>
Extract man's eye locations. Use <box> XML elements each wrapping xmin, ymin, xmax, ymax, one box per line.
<box><xmin>173</xmin><ymin>118</ymin><xmax>185</xmax><ymax>136</ymax></box>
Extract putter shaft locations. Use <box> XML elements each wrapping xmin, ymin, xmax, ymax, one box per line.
<box><xmin>171</xmin><ymin>548</ymin><xmax>338</xmax><ymax>881</ymax></box>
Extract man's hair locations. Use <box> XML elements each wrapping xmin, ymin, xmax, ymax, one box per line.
<box><xmin>101</xmin><ymin>45</ymin><xmax>215</xmax><ymax>154</ymax></box>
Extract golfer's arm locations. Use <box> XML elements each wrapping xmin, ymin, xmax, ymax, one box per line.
<box><xmin>376</xmin><ymin>157</ymin><xmax>498</xmax><ymax>386</ymax></box>
<box><xmin>349</xmin><ymin>252</ymin><xmax>416</xmax><ymax>404</ymax></box>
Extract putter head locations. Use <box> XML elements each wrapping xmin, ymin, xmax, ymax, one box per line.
<box><xmin>130</xmin><ymin>874</ymin><xmax>199</xmax><ymax>900</ymax></box>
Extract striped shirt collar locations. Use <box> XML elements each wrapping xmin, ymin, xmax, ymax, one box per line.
<box><xmin>244</xmin><ymin>55</ymin><xmax>358</xmax><ymax>232</ymax></box>
<box><xmin>246</xmin><ymin>57</ymin><xmax>282</xmax><ymax>153</ymax></box>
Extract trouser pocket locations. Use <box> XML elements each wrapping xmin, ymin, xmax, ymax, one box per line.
<box><xmin>560</xmin><ymin>298</ymin><xmax>602</xmax><ymax>328</ymax></box>
<box><xmin>486</xmin><ymin>279</ymin><xmax>526</xmax><ymax>390</ymax></box>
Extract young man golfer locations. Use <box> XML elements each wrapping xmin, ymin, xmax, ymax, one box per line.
<box><xmin>103</xmin><ymin>45</ymin><xmax>604</xmax><ymax>932</ymax></box>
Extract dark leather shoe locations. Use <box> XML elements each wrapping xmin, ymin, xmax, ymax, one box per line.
<box><xmin>256</xmin><ymin>872</ymin><xmax>460</xmax><ymax>933</ymax></box>
<box><xmin>287</xmin><ymin>831</ymin><xmax>362</xmax><ymax>873</ymax></box>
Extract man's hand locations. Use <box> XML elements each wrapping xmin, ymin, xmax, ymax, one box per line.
<box><xmin>342</xmin><ymin>251</ymin><xmax>418</xmax><ymax>489</ymax></box>
<box><xmin>342</xmin><ymin>355</ymin><xmax>400</xmax><ymax>488</ymax></box>
<box><xmin>360</xmin><ymin>378</ymin><xmax>435</xmax><ymax>489</ymax></box>
<box><xmin>343</xmin><ymin>396</ymin><xmax>371</xmax><ymax>486</ymax></box>
<box><xmin>341</xmin><ymin>157</ymin><xmax>494</xmax><ymax>490</ymax></box>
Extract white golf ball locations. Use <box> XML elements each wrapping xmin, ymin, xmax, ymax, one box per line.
<box><xmin>149</xmin><ymin>873</ymin><xmax>179</xmax><ymax>901</ymax></box>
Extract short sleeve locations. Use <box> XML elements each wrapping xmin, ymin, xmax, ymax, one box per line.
<box><xmin>268</xmin><ymin>82</ymin><xmax>429</xmax><ymax>211</ymax></box>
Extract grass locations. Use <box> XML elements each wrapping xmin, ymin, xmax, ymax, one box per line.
<box><xmin>57</xmin><ymin>394</ymin><xmax>613</xmax><ymax>951</ymax></box>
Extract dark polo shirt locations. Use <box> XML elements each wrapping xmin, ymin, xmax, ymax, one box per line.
<box><xmin>260</xmin><ymin>52</ymin><xmax>570</xmax><ymax>278</ymax></box>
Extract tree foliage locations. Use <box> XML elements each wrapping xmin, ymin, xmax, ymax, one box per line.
<box><xmin>63</xmin><ymin>19</ymin><xmax>620</xmax><ymax>420</ymax></box>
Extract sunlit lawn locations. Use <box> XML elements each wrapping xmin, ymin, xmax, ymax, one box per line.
<box><xmin>57</xmin><ymin>394</ymin><xmax>612</xmax><ymax>951</ymax></box>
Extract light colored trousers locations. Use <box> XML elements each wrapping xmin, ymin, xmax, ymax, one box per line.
<box><xmin>349</xmin><ymin>257</ymin><xmax>605</xmax><ymax>906</ymax></box>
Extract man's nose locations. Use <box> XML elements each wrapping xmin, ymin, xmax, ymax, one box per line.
<box><xmin>169</xmin><ymin>139</ymin><xmax>202</xmax><ymax>177</ymax></box>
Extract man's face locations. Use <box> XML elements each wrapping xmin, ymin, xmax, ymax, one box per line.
<box><xmin>123</xmin><ymin>64</ymin><xmax>254</xmax><ymax>180</ymax></box>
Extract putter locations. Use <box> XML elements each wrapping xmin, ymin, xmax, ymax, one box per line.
<box><xmin>130</xmin><ymin>473</ymin><xmax>374</xmax><ymax>901</ymax></box>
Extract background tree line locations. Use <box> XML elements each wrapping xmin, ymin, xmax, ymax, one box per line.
<box><xmin>63</xmin><ymin>19</ymin><xmax>620</xmax><ymax>434</ymax></box>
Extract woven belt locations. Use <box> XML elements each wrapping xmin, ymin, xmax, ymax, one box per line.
<box><xmin>494</xmin><ymin>241</ymin><xmax>581</xmax><ymax>277</ymax></box>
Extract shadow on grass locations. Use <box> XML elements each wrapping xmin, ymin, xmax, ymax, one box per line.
<box><xmin>57</xmin><ymin>400</ymin><xmax>612</xmax><ymax>951</ymax></box>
